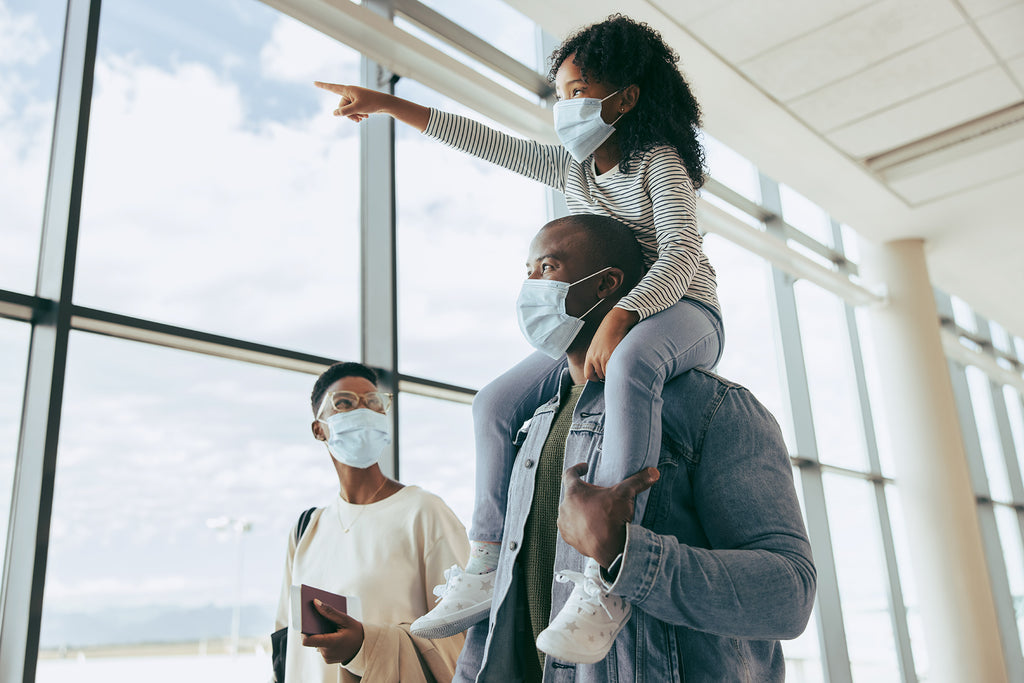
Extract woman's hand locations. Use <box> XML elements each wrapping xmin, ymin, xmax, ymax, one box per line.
<box><xmin>584</xmin><ymin>307</ymin><xmax>639</xmax><ymax>381</ymax></box>
<box><xmin>314</xmin><ymin>82</ymin><xmax>430</xmax><ymax>131</ymax></box>
<box><xmin>301</xmin><ymin>599</ymin><xmax>365</xmax><ymax>665</ymax></box>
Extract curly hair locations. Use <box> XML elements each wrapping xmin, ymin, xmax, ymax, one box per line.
<box><xmin>548</xmin><ymin>14</ymin><xmax>706</xmax><ymax>188</ymax></box>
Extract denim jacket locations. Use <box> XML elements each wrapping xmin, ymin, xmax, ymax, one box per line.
<box><xmin>454</xmin><ymin>368</ymin><xmax>816</xmax><ymax>682</ymax></box>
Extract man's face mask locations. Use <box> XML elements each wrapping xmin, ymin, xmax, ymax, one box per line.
<box><xmin>553</xmin><ymin>90</ymin><xmax>623</xmax><ymax>164</ymax></box>
<box><xmin>516</xmin><ymin>266</ymin><xmax>612</xmax><ymax>359</ymax></box>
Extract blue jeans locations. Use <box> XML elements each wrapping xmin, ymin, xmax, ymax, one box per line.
<box><xmin>469</xmin><ymin>298</ymin><xmax>724</xmax><ymax>542</ymax></box>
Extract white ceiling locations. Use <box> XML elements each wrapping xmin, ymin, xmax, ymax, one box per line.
<box><xmin>505</xmin><ymin>0</ymin><xmax>1024</xmax><ymax>338</ymax></box>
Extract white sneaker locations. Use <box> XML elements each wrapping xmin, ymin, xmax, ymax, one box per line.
<box><xmin>535</xmin><ymin>558</ymin><xmax>631</xmax><ymax>664</ymax></box>
<box><xmin>410</xmin><ymin>564</ymin><xmax>495</xmax><ymax>638</ymax></box>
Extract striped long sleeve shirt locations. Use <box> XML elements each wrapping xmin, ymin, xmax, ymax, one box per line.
<box><xmin>423</xmin><ymin>109</ymin><xmax>720</xmax><ymax>321</ymax></box>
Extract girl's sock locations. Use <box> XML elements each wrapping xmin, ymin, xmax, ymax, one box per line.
<box><xmin>465</xmin><ymin>540</ymin><xmax>500</xmax><ymax>575</ymax></box>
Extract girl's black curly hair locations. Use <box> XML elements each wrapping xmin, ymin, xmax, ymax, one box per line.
<box><xmin>548</xmin><ymin>14</ymin><xmax>706</xmax><ymax>188</ymax></box>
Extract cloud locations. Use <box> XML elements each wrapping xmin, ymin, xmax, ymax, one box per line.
<box><xmin>260</xmin><ymin>12</ymin><xmax>360</xmax><ymax>84</ymax></box>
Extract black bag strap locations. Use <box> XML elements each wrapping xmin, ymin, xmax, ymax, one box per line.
<box><xmin>295</xmin><ymin>506</ymin><xmax>317</xmax><ymax>543</ymax></box>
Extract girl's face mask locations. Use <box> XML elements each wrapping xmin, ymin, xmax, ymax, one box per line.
<box><xmin>552</xmin><ymin>90</ymin><xmax>623</xmax><ymax>163</ymax></box>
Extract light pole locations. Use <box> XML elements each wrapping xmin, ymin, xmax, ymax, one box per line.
<box><xmin>206</xmin><ymin>516</ymin><xmax>253</xmax><ymax>656</ymax></box>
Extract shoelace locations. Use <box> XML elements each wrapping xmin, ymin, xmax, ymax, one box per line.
<box><xmin>555</xmin><ymin>569</ymin><xmax>617</xmax><ymax>621</ymax></box>
<box><xmin>432</xmin><ymin>564</ymin><xmax>463</xmax><ymax>603</ymax></box>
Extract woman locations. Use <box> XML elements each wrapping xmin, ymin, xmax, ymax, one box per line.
<box><xmin>274</xmin><ymin>362</ymin><xmax>469</xmax><ymax>682</ymax></box>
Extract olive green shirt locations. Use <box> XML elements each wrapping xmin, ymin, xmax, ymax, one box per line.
<box><xmin>518</xmin><ymin>383</ymin><xmax>586</xmax><ymax>680</ymax></box>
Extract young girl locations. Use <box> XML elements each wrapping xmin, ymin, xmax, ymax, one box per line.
<box><xmin>316</xmin><ymin>14</ymin><xmax>723</xmax><ymax>664</ymax></box>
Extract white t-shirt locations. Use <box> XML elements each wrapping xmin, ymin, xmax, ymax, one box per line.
<box><xmin>275</xmin><ymin>485</ymin><xmax>469</xmax><ymax>683</ymax></box>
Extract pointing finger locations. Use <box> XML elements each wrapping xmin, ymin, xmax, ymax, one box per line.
<box><xmin>314</xmin><ymin>81</ymin><xmax>348</xmax><ymax>95</ymax></box>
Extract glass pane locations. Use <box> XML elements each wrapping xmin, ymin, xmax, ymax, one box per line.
<box><xmin>395</xmin><ymin>79</ymin><xmax>546</xmax><ymax>389</ymax></box>
<box><xmin>795</xmin><ymin>279</ymin><xmax>869</xmax><ymax>471</ymax></box>
<box><xmin>949</xmin><ymin>295</ymin><xmax>977</xmax><ymax>334</ymax></box>
<box><xmin>786</xmin><ymin>468</ymin><xmax>824</xmax><ymax>682</ymax></box>
<box><xmin>823</xmin><ymin>473</ymin><xmax>900</xmax><ymax>681</ymax></box>
<box><xmin>839</xmin><ymin>223</ymin><xmax>861</xmax><ymax>265</ymax></box>
<box><xmin>994</xmin><ymin>504</ymin><xmax>1024</xmax><ymax>655</ymax></box>
<box><xmin>990</xmin><ymin>320</ymin><xmax>1013</xmax><ymax>355</ymax></box>
<box><xmin>703</xmin><ymin>234</ymin><xmax>794</xmax><ymax>448</ymax></box>
<box><xmin>0</xmin><ymin>0</ymin><xmax>65</xmax><ymax>294</ymax></box>
<box><xmin>397</xmin><ymin>0</ymin><xmax>540</xmax><ymax>102</ymax></box>
<box><xmin>37</xmin><ymin>332</ymin><xmax>336</xmax><ymax>679</ymax></box>
<box><xmin>965</xmin><ymin>366</ymin><xmax>1013</xmax><ymax>502</ymax></box>
<box><xmin>885</xmin><ymin>485</ymin><xmax>929</xmax><ymax>680</ymax></box>
<box><xmin>779</xmin><ymin>184</ymin><xmax>832</xmax><ymax>247</ymax></box>
<box><xmin>785</xmin><ymin>608</ymin><xmax>825</xmax><ymax>683</ymax></box>
<box><xmin>703</xmin><ymin>133</ymin><xmax>761</xmax><ymax>203</ymax></box>
<box><xmin>1005</xmin><ymin>386</ymin><xmax>1024</xmax><ymax>482</ymax></box>
<box><xmin>398</xmin><ymin>393</ymin><xmax>474</xmax><ymax>530</ymax></box>
<box><xmin>0</xmin><ymin>319</ymin><xmax>31</xmax><ymax>602</ymax></box>
<box><xmin>73</xmin><ymin>0</ymin><xmax>359</xmax><ymax>358</ymax></box>
<box><xmin>855</xmin><ymin>306</ymin><xmax>899</xmax><ymax>478</ymax></box>
<box><xmin>418</xmin><ymin>0</ymin><xmax>538</xmax><ymax>70</ymax></box>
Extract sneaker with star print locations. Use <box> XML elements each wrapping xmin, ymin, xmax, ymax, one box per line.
<box><xmin>535</xmin><ymin>557</ymin><xmax>631</xmax><ymax>664</ymax></box>
<box><xmin>409</xmin><ymin>564</ymin><xmax>495</xmax><ymax>639</ymax></box>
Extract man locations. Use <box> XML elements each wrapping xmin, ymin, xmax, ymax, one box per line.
<box><xmin>454</xmin><ymin>215</ymin><xmax>816</xmax><ymax>682</ymax></box>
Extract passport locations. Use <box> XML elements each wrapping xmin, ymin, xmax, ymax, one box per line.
<box><xmin>289</xmin><ymin>584</ymin><xmax>352</xmax><ymax>635</ymax></box>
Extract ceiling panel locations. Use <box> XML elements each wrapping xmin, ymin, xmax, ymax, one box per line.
<box><xmin>1009</xmin><ymin>54</ymin><xmax>1024</xmax><ymax>82</ymax></box>
<box><xmin>956</xmin><ymin>0</ymin><xmax>1022</xmax><ymax>19</ymax></box>
<box><xmin>887</xmin><ymin>137</ymin><xmax>1024</xmax><ymax>203</ymax></box>
<box><xmin>826</xmin><ymin>66</ymin><xmax>1021</xmax><ymax>157</ymax></box>
<box><xmin>974</xmin><ymin>2</ymin><xmax>1024</xmax><ymax>59</ymax></box>
<box><xmin>683</xmin><ymin>0</ymin><xmax>872</xmax><ymax>63</ymax></box>
<box><xmin>738</xmin><ymin>0</ymin><xmax>964</xmax><ymax>102</ymax></box>
<box><xmin>648</xmin><ymin>0</ymin><xmax>731</xmax><ymax>25</ymax></box>
<box><xmin>787</xmin><ymin>26</ymin><xmax>994</xmax><ymax>132</ymax></box>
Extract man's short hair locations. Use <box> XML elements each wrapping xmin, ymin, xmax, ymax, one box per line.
<box><xmin>310</xmin><ymin>362</ymin><xmax>378</xmax><ymax>415</ymax></box>
<box><xmin>546</xmin><ymin>214</ymin><xmax>645</xmax><ymax>290</ymax></box>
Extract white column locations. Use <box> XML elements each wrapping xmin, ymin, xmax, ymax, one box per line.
<box><xmin>859</xmin><ymin>238</ymin><xmax>1007</xmax><ymax>683</ymax></box>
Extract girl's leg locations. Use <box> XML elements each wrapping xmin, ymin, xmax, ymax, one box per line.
<box><xmin>593</xmin><ymin>300</ymin><xmax>724</xmax><ymax>524</ymax></box>
<box><xmin>469</xmin><ymin>351</ymin><xmax>567</xmax><ymax>543</ymax></box>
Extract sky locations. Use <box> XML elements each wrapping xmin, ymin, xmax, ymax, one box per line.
<box><xmin>2</xmin><ymin>0</ymin><xmax>1021</xmax><ymax>671</ymax></box>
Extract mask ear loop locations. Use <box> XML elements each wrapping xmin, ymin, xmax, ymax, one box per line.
<box><xmin>569</xmin><ymin>266</ymin><xmax>616</xmax><ymax>320</ymax></box>
<box><xmin>569</xmin><ymin>266</ymin><xmax>614</xmax><ymax>287</ymax></box>
<box><xmin>600</xmin><ymin>89</ymin><xmax>626</xmax><ymax>126</ymax></box>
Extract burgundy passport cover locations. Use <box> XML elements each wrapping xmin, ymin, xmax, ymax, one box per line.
<box><xmin>294</xmin><ymin>584</ymin><xmax>348</xmax><ymax>635</ymax></box>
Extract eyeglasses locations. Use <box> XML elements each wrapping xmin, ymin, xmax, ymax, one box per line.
<box><xmin>317</xmin><ymin>390</ymin><xmax>393</xmax><ymax>418</ymax></box>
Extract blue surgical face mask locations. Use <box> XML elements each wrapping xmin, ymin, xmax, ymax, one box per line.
<box><xmin>320</xmin><ymin>408</ymin><xmax>392</xmax><ymax>469</ymax></box>
<box><xmin>516</xmin><ymin>267</ymin><xmax>612</xmax><ymax>359</ymax></box>
<box><xmin>553</xmin><ymin>90</ymin><xmax>623</xmax><ymax>164</ymax></box>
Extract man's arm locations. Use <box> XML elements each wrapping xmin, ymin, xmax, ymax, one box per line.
<box><xmin>559</xmin><ymin>386</ymin><xmax>816</xmax><ymax>640</ymax></box>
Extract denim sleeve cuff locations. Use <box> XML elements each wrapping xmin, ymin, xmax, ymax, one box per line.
<box><xmin>605</xmin><ymin>523</ymin><xmax>663</xmax><ymax>604</ymax></box>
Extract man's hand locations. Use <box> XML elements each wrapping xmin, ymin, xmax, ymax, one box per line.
<box><xmin>301</xmin><ymin>599</ymin><xmax>365</xmax><ymax>665</ymax></box>
<box><xmin>557</xmin><ymin>462</ymin><xmax>660</xmax><ymax>568</ymax></box>
<box><xmin>584</xmin><ymin>307</ymin><xmax>638</xmax><ymax>381</ymax></box>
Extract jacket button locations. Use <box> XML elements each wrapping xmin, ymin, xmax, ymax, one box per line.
<box><xmin>509</xmin><ymin>540</ymin><xmax>518</xmax><ymax>551</ymax></box>
<box><xmin>524</xmin><ymin>459</ymin><xmax>535</xmax><ymax>469</ymax></box>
